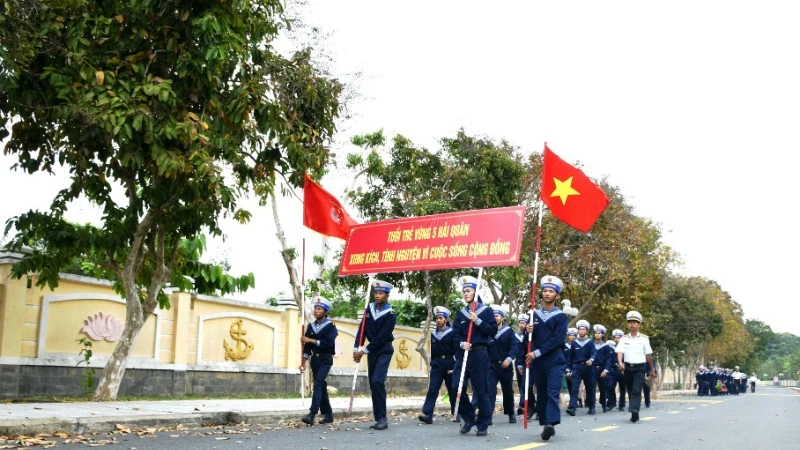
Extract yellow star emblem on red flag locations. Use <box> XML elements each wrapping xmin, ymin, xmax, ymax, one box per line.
<box><xmin>550</xmin><ymin>176</ymin><xmax>581</xmax><ymax>205</ymax></box>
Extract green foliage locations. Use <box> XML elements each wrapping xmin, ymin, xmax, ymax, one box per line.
<box><xmin>76</xmin><ymin>337</ymin><xmax>95</xmax><ymax>396</ymax></box>
<box><xmin>648</xmin><ymin>275</ymin><xmax>725</xmax><ymax>357</ymax></box>
<box><xmin>1</xmin><ymin>0</ymin><xmax>338</xmax><ymax>303</ymax></box>
<box><xmin>341</xmin><ymin>129</ymin><xmax>527</xmax><ymax>311</ymax></box>
<box><xmin>1</xmin><ymin>0</ymin><xmax>340</xmax><ymax>400</ymax></box>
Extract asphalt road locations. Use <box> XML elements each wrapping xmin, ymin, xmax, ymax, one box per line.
<box><xmin>9</xmin><ymin>386</ymin><xmax>797</xmax><ymax>449</ymax></box>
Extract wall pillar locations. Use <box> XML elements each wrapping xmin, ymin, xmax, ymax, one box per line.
<box><xmin>171</xmin><ymin>292</ymin><xmax>192</xmax><ymax>365</ymax></box>
<box><xmin>0</xmin><ymin>270</ymin><xmax>26</xmax><ymax>358</ymax></box>
<box><xmin>281</xmin><ymin>306</ymin><xmax>302</xmax><ymax>370</ymax></box>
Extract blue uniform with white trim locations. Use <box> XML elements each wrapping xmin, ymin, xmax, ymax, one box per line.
<box><xmin>592</xmin><ymin>340</ymin><xmax>613</xmax><ymax>410</ymax></box>
<box><xmin>422</xmin><ymin>325</ymin><xmax>458</xmax><ymax>416</ymax></box>
<box><xmin>303</xmin><ymin>318</ymin><xmax>338</xmax><ymax>416</ymax></box>
<box><xmin>567</xmin><ymin>336</ymin><xmax>597</xmax><ymax>411</ymax></box>
<box><xmin>451</xmin><ymin>300</ymin><xmax>496</xmax><ymax>432</ymax></box>
<box><xmin>487</xmin><ymin>323</ymin><xmax>518</xmax><ymax>417</ymax></box>
<box><xmin>354</xmin><ymin>302</ymin><xmax>396</xmax><ymax>423</ymax></box>
<box><xmin>523</xmin><ymin>307</ymin><xmax>568</xmax><ymax>426</ymax></box>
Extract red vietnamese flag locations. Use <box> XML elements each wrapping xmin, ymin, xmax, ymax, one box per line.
<box><xmin>303</xmin><ymin>173</ymin><xmax>358</xmax><ymax>239</ymax></box>
<box><xmin>540</xmin><ymin>144</ymin><xmax>610</xmax><ymax>233</ymax></box>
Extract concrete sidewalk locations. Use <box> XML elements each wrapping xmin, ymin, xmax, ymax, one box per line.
<box><xmin>0</xmin><ymin>389</ymin><xmax>697</xmax><ymax>436</ymax></box>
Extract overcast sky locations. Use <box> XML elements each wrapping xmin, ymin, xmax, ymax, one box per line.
<box><xmin>2</xmin><ymin>1</ymin><xmax>798</xmax><ymax>335</ymax></box>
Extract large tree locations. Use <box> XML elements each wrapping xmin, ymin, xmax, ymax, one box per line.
<box><xmin>1</xmin><ymin>0</ymin><xmax>340</xmax><ymax>400</ymax></box>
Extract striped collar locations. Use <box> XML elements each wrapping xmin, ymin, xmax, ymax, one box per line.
<box><xmin>311</xmin><ymin>319</ymin><xmax>331</xmax><ymax>334</ymax></box>
<box><xmin>593</xmin><ymin>341</ymin><xmax>607</xmax><ymax>350</ymax></box>
<box><xmin>534</xmin><ymin>307</ymin><xmax>564</xmax><ymax>322</ymax></box>
<box><xmin>433</xmin><ymin>327</ymin><xmax>453</xmax><ymax>340</ymax></box>
<box><xmin>495</xmin><ymin>325</ymin><xmax>511</xmax><ymax>339</ymax></box>
<box><xmin>369</xmin><ymin>302</ymin><xmax>393</xmax><ymax>320</ymax></box>
<box><xmin>459</xmin><ymin>302</ymin><xmax>489</xmax><ymax>318</ymax></box>
<box><xmin>574</xmin><ymin>337</ymin><xmax>591</xmax><ymax>347</ymax></box>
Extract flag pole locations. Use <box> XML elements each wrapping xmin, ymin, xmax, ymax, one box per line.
<box><xmin>300</xmin><ymin>238</ymin><xmax>306</xmax><ymax>407</ymax></box>
<box><xmin>349</xmin><ymin>274</ymin><xmax>376</xmax><ymax>413</ymax></box>
<box><xmin>452</xmin><ymin>267</ymin><xmax>484</xmax><ymax>422</ymax></box>
<box><xmin>523</xmin><ymin>199</ymin><xmax>544</xmax><ymax>429</ymax></box>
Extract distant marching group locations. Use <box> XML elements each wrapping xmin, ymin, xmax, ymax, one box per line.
<box><xmin>297</xmin><ymin>274</ymin><xmax>657</xmax><ymax>442</ymax></box>
<box><xmin>695</xmin><ymin>366</ymin><xmax>758</xmax><ymax>396</ymax></box>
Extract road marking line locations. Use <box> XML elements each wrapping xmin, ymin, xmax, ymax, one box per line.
<box><xmin>502</xmin><ymin>443</ymin><xmax>548</xmax><ymax>450</ymax></box>
<box><xmin>651</xmin><ymin>399</ymin><xmax>721</xmax><ymax>403</ymax></box>
<box><xmin>669</xmin><ymin>411</ymin><xmax>680</xmax><ymax>414</ymax></box>
<box><xmin>640</xmin><ymin>416</ymin><xmax>657</xmax><ymax>421</ymax></box>
<box><xmin>751</xmin><ymin>393</ymin><xmax>800</xmax><ymax>397</ymax></box>
<box><xmin>687</xmin><ymin>407</ymin><xmax>697</xmax><ymax>410</ymax></box>
<box><xmin>592</xmin><ymin>426</ymin><xmax>618</xmax><ymax>432</ymax></box>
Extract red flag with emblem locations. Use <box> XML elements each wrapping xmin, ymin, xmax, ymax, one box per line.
<box><xmin>303</xmin><ymin>173</ymin><xmax>359</xmax><ymax>240</ymax></box>
<box><xmin>540</xmin><ymin>145</ymin><xmax>610</xmax><ymax>233</ymax></box>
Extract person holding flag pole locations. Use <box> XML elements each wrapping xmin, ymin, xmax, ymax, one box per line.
<box><xmin>451</xmin><ymin>270</ymin><xmax>496</xmax><ymax>437</ymax></box>
<box><xmin>352</xmin><ymin>278</ymin><xmax>397</xmax><ymax>431</ymax></box>
<box><xmin>521</xmin><ymin>143</ymin><xmax>610</xmax><ymax>441</ymax></box>
<box><xmin>347</xmin><ymin>275</ymin><xmax>375</xmax><ymax>414</ymax></box>
<box><xmin>301</xmin><ymin>172</ymin><xmax>359</xmax><ymax>409</ymax></box>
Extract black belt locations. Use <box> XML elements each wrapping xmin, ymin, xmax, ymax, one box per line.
<box><xmin>313</xmin><ymin>353</ymin><xmax>333</xmax><ymax>357</ymax></box>
<box><xmin>434</xmin><ymin>355</ymin><xmax>454</xmax><ymax>359</ymax></box>
<box><xmin>470</xmin><ymin>345</ymin><xmax>487</xmax><ymax>351</ymax></box>
<box><xmin>625</xmin><ymin>362</ymin><xmax>645</xmax><ymax>368</ymax></box>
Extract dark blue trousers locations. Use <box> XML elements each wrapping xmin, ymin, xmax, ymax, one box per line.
<box><xmin>516</xmin><ymin>367</ymin><xmax>535</xmax><ymax>410</ymax></box>
<box><xmin>422</xmin><ymin>358</ymin><xmax>456</xmax><ymax>416</ymax></box>
<box><xmin>488</xmin><ymin>362</ymin><xmax>515</xmax><ymax>415</ymax></box>
<box><xmin>533</xmin><ymin>356</ymin><xmax>565</xmax><ymax>426</ymax></box>
<box><xmin>309</xmin><ymin>354</ymin><xmax>333</xmax><ymax>415</ymax></box>
<box><xmin>451</xmin><ymin>348</ymin><xmax>491</xmax><ymax>432</ymax></box>
<box><xmin>593</xmin><ymin>366</ymin><xmax>608</xmax><ymax>409</ymax></box>
<box><xmin>367</xmin><ymin>346</ymin><xmax>393</xmax><ymax>421</ymax></box>
<box><xmin>569</xmin><ymin>364</ymin><xmax>596</xmax><ymax>410</ymax></box>
<box><xmin>606</xmin><ymin>369</ymin><xmax>626</xmax><ymax>408</ymax></box>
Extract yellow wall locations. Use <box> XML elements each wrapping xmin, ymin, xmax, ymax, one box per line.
<box><xmin>0</xmin><ymin>261</ymin><xmax>428</xmax><ymax>375</ymax></box>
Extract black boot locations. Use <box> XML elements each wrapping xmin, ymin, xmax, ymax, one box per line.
<box><xmin>508</xmin><ymin>414</ymin><xmax>516</xmax><ymax>423</ymax></box>
<box><xmin>418</xmin><ymin>414</ymin><xmax>433</xmax><ymax>424</ymax></box>
<box><xmin>301</xmin><ymin>414</ymin><xmax>315</xmax><ymax>425</ymax></box>
<box><xmin>541</xmin><ymin>424</ymin><xmax>555</xmax><ymax>441</ymax></box>
<box><xmin>370</xmin><ymin>418</ymin><xmax>388</xmax><ymax>430</ymax></box>
<box><xmin>319</xmin><ymin>413</ymin><xmax>334</xmax><ymax>424</ymax></box>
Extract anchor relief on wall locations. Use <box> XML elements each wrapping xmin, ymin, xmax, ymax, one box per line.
<box><xmin>223</xmin><ymin>318</ymin><xmax>254</xmax><ymax>361</ymax></box>
<box><xmin>395</xmin><ymin>339</ymin><xmax>411</xmax><ymax>369</ymax></box>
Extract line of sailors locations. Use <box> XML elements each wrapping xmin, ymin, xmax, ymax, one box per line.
<box><xmin>695</xmin><ymin>365</ymin><xmax>755</xmax><ymax>395</ymax></box>
<box><xmin>418</xmin><ymin>301</ymin><xmax>648</xmax><ymax>426</ymax></box>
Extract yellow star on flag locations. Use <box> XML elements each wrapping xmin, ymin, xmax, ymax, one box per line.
<box><xmin>550</xmin><ymin>176</ymin><xmax>581</xmax><ymax>205</ymax></box>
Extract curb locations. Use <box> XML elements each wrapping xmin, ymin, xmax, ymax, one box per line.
<box><xmin>0</xmin><ymin>405</ymin><xmax>432</xmax><ymax>436</ymax></box>
<box><xmin>0</xmin><ymin>392</ymin><xmax>698</xmax><ymax>436</ymax></box>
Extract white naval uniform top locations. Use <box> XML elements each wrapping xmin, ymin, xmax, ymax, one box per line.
<box><xmin>615</xmin><ymin>332</ymin><xmax>652</xmax><ymax>363</ymax></box>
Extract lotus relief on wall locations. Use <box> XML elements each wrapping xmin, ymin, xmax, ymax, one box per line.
<box><xmin>80</xmin><ymin>312</ymin><xmax>124</xmax><ymax>342</ymax></box>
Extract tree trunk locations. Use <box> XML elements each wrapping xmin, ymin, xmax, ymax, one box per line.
<box><xmin>415</xmin><ymin>270</ymin><xmax>433</xmax><ymax>371</ymax></box>
<box><xmin>271</xmin><ymin>192</ymin><xmax>312</xmax><ymax>324</ymax></box>
<box><xmin>92</xmin><ymin>308</ymin><xmax>144</xmax><ymax>400</ymax></box>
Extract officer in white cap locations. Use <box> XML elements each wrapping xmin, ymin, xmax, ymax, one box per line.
<box><xmin>451</xmin><ymin>275</ymin><xmax>496</xmax><ymax>437</ymax></box>
<box><xmin>522</xmin><ymin>275</ymin><xmax>569</xmax><ymax>441</ymax></box>
<box><xmin>615</xmin><ymin>310</ymin><xmax>656</xmax><ymax>423</ymax></box>
<box><xmin>606</xmin><ymin>329</ymin><xmax>626</xmax><ymax>410</ymax></box>
<box><xmin>300</xmin><ymin>296</ymin><xmax>338</xmax><ymax>425</ymax></box>
<box><xmin>353</xmin><ymin>279</ymin><xmax>397</xmax><ymax>430</ymax></box>
<box><xmin>419</xmin><ymin>306</ymin><xmax>457</xmax><ymax>424</ymax></box>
